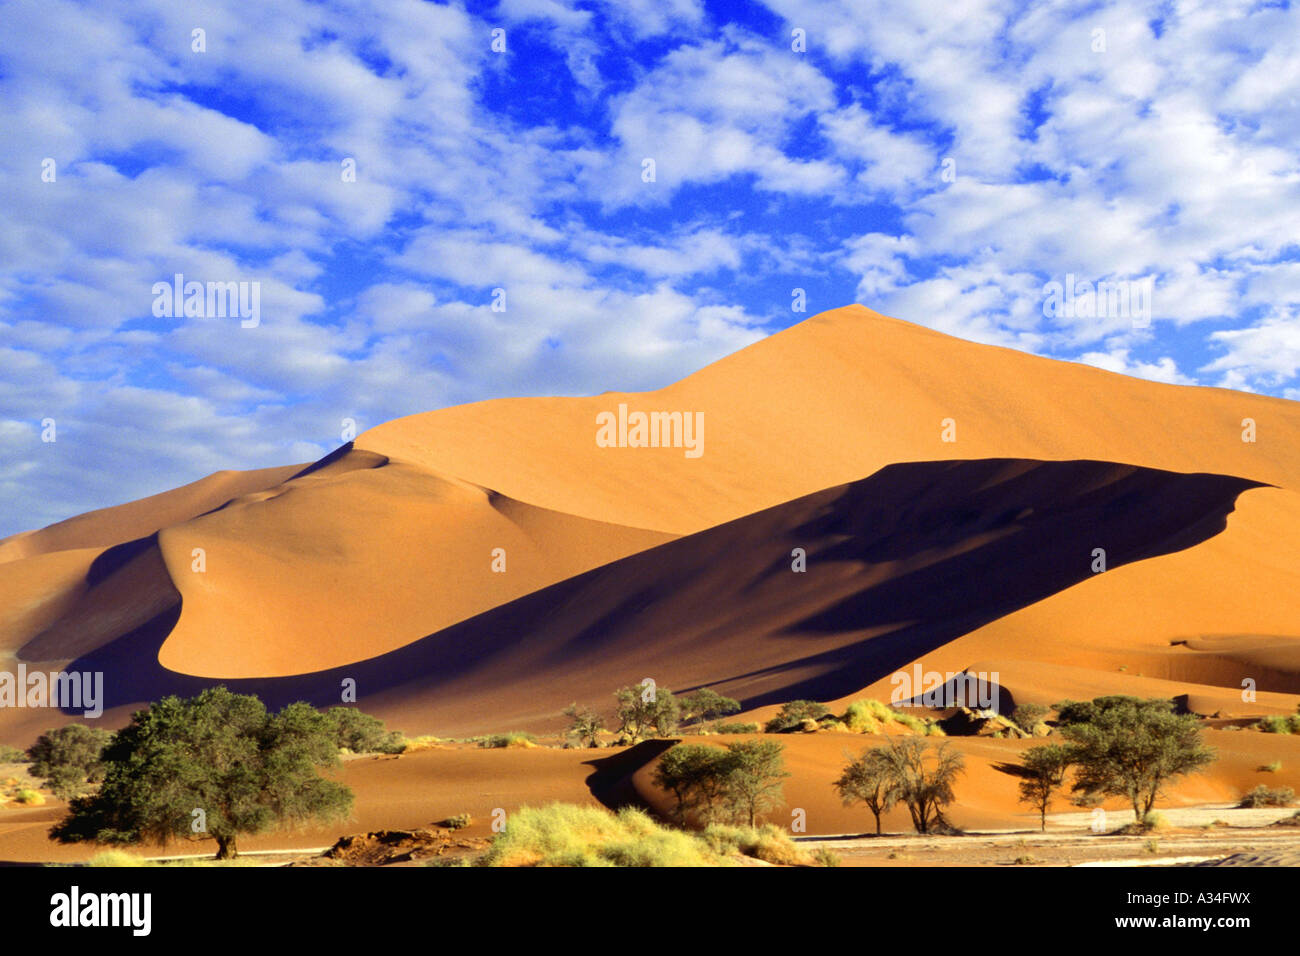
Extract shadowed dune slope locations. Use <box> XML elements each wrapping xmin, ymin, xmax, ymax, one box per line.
<box><xmin>50</xmin><ymin>459</ymin><xmax>1260</xmax><ymax>737</ymax></box>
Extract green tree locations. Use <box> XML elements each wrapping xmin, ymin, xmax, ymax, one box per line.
<box><xmin>1016</xmin><ymin>744</ymin><xmax>1072</xmax><ymax>832</ymax></box>
<box><xmin>834</xmin><ymin>746</ymin><xmax>897</xmax><ymax>835</ymax></box>
<box><xmin>680</xmin><ymin>688</ymin><xmax>741</xmax><ymax>730</ymax></box>
<box><xmin>653</xmin><ymin>744</ymin><xmax>731</xmax><ymax>823</ymax></box>
<box><xmin>51</xmin><ymin>688</ymin><xmax>353</xmax><ymax>859</ymax></box>
<box><xmin>876</xmin><ymin>737</ymin><xmax>964</xmax><ymax>834</ymax></box>
<box><xmin>1057</xmin><ymin>696</ymin><xmax>1215</xmax><ymax>824</ymax></box>
<box><xmin>563</xmin><ymin>703</ymin><xmax>605</xmax><ymax>748</ymax></box>
<box><xmin>722</xmin><ymin>740</ymin><xmax>790</xmax><ymax>826</ymax></box>
<box><xmin>323</xmin><ymin>707</ymin><xmax>405</xmax><ymax>754</ymax></box>
<box><xmin>615</xmin><ymin>684</ymin><xmax>680</xmax><ymax>741</ymax></box>
<box><xmin>26</xmin><ymin>724</ymin><xmax>112</xmax><ymax>800</ymax></box>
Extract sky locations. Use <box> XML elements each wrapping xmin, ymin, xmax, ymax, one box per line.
<box><xmin>1</xmin><ymin>0</ymin><xmax>1299</xmax><ymax>537</ymax></box>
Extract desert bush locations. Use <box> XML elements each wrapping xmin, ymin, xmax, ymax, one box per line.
<box><xmin>1012</xmin><ymin>702</ymin><xmax>1050</xmax><ymax>734</ymax></box>
<box><xmin>26</xmin><ymin>725</ymin><xmax>112</xmax><ymax>800</ymax></box>
<box><xmin>680</xmin><ymin>689</ymin><xmax>741</xmax><ymax>729</ymax></box>
<box><xmin>764</xmin><ymin>700</ymin><xmax>830</xmax><ymax>733</ymax></box>
<box><xmin>1261</xmin><ymin>760</ymin><xmax>1283</xmax><ymax>773</ymax></box>
<box><xmin>323</xmin><ymin>707</ymin><xmax>406</xmax><ymax>754</ymax></box>
<box><xmin>480</xmin><ymin>732</ymin><xmax>538</xmax><ymax>749</ymax></box>
<box><xmin>86</xmin><ymin>849</ymin><xmax>157</xmax><ymax>867</ymax></box>
<box><xmin>1238</xmin><ymin>785</ymin><xmax>1295</xmax><ymax>808</ymax></box>
<box><xmin>0</xmin><ymin>744</ymin><xmax>28</xmax><ymax>763</ymax></box>
<box><xmin>843</xmin><ymin>701</ymin><xmax>882</xmax><ymax>734</ymax></box>
<box><xmin>478</xmin><ymin>803</ymin><xmax>721</xmax><ymax>867</ymax></box>
<box><xmin>13</xmin><ymin>788</ymin><xmax>44</xmax><ymax>805</ymax></box>
<box><xmin>711</xmin><ymin>722</ymin><xmax>760</xmax><ymax>734</ymax></box>
<box><xmin>1257</xmin><ymin>714</ymin><xmax>1300</xmax><ymax>734</ymax></box>
<box><xmin>813</xmin><ymin>846</ymin><xmax>841</xmax><ymax>867</ymax></box>
<box><xmin>700</xmin><ymin>823</ymin><xmax>811</xmax><ymax>865</ymax></box>
<box><xmin>439</xmin><ymin>813</ymin><xmax>472</xmax><ymax>830</ymax></box>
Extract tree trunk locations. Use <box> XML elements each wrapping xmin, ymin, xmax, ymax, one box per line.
<box><xmin>215</xmin><ymin>834</ymin><xmax>237</xmax><ymax>860</ymax></box>
<box><xmin>1040</xmin><ymin>806</ymin><xmax>1047</xmax><ymax>832</ymax></box>
<box><xmin>874</xmin><ymin>810</ymin><xmax>882</xmax><ymax>836</ymax></box>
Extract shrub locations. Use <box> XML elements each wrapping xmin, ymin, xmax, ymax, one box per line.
<box><xmin>1238</xmin><ymin>785</ymin><xmax>1295</xmax><ymax>808</ymax></box>
<box><xmin>13</xmin><ymin>788</ymin><xmax>44</xmax><ymax>805</ymax></box>
<box><xmin>1257</xmin><ymin>714</ymin><xmax>1300</xmax><ymax>734</ymax></box>
<box><xmin>1142</xmin><ymin>811</ymin><xmax>1168</xmax><ymax>831</ymax></box>
<box><xmin>1011</xmin><ymin>702</ymin><xmax>1050</xmax><ymax>734</ymax></box>
<box><xmin>438</xmin><ymin>813</ymin><xmax>472</xmax><ymax>830</ymax></box>
<box><xmin>480</xmin><ymin>732</ymin><xmax>537</xmax><ymax>749</ymax></box>
<box><xmin>711</xmin><ymin>722</ymin><xmax>760</xmax><ymax>734</ymax></box>
<box><xmin>1261</xmin><ymin>760</ymin><xmax>1283</xmax><ymax>773</ymax></box>
<box><xmin>764</xmin><ymin>700</ymin><xmax>829</xmax><ymax>733</ymax></box>
<box><xmin>323</xmin><ymin>707</ymin><xmax>406</xmax><ymax>754</ymax></box>
<box><xmin>0</xmin><ymin>744</ymin><xmax>28</xmax><ymax>763</ymax></box>
<box><xmin>813</xmin><ymin>846</ymin><xmax>841</xmax><ymax>867</ymax></box>
<box><xmin>700</xmin><ymin>823</ymin><xmax>812</xmax><ymax>865</ymax></box>
<box><xmin>86</xmin><ymin>850</ymin><xmax>157</xmax><ymax>867</ymax></box>
<box><xmin>26</xmin><ymin>725</ymin><xmax>112</xmax><ymax>800</ymax></box>
<box><xmin>478</xmin><ymin>804</ymin><xmax>722</xmax><ymax>867</ymax></box>
<box><xmin>680</xmin><ymin>689</ymin><xmax>742</xmax><ymax>729</ymax></box>
<box><xmin>843</xmin><ymin>701</ymin><xmax>882</xmax><ymax>734</ymax></box>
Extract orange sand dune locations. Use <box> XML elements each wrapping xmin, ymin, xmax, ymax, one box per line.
<box><xmin>2</xmin><ymin>305</ymin><xmax>1300</xmax><ymax>753</ymax></box>
<box><xmin>34</xmin><ymin>458</ymin><xmax>1261</xmax><ymax>742</ymax></box>
<box><xmin>0</xmin><ymin>463</ymin><xmax>303</xmax><ymax>564</ymax></box>
<box><xmin>356</xmin><ymin>306</ymin><xmax>1300</xmax><ymax>534</ymax></box>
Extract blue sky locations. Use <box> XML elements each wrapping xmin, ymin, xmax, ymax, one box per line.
<box><xmin>2</xmin><ymin>0</ymin><xmax>1299</xmax><ymax>536</ymax></box>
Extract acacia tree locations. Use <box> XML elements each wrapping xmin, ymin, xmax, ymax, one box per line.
<box><xmin>723</xmin><ymin>740</ymin><xmax>790</xmax><ymax>827</ymax></box>
<box><xmin>679</xmin><ymin>688</ymin><xmax>741</xmax><ymax>730</ymax></box>
<box><xmin>562</xmin><ymin>703</ymin><xmax>605</xmax><ymax>748</ymax></box>
<box><xmin>614</xmin><ymin>684</ymin><xmax>679</xmax><ymax>741</ymax></box>
<box><xmin>653</xmin><ymin>740</ymin><xmax>789</xmax><ymax>826</ymax></box>
<box><xmin>653</xmin><ymin>744</ymin><xmax>732</xmax><ymax>823</ymax></box>
<box><xmin>51</xmin><ymin>687</ymin><xmax>353</xmax><ymax>859</ymax></box>
<box><xmin>1057</xmin><ymin>696</ymin><xmax>1215</xmax><ymax>825</ymax></box>
<box><xmin>877</xmin><ymin>737</ymin><xmax>965</xmax><ymax>834</ymax></box>
<box><xmin>834</xmin><ymin>746</ymin><xmax>897</xmax><ymax>835</ymax></box>
<box><xmin>1016</xmin><ymin>744</ymin><xmax>1072</xmax><ymax>832</ymax></box>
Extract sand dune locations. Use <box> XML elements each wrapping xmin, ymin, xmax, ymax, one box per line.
<box><xmin>2</xmin><ymin>304</ymin><xmax>1299</xmax><ymax>775</ymax></box>
<box><xmin>41</xmin><ymin>458</ymin><xmax>1263</xmax><ymax>739</ymax></box>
